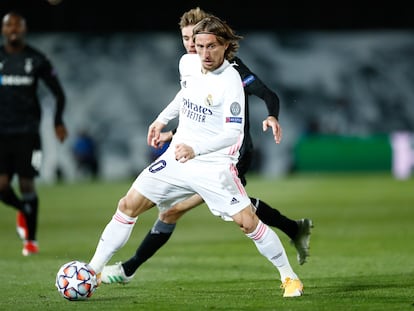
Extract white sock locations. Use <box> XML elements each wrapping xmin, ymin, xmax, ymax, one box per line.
<box><xmin>246</xmin><ymin>220</ymin><xmax>298</xmax><ymax>282</ymax></box>
<box><xmin>89</xmin><ymin>209</ymin><xmax>137</xmax><ymax>273</ymax></box>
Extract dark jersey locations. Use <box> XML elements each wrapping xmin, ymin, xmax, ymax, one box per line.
<box><xmin>231</xmin><ymin>56</ymin><xmax>280</xmax><ymax>179</ymax></box>
<box><xmin>0</xmin><ymin>44</ymin><xmax>65</xmax><ymax>135</ymax></box>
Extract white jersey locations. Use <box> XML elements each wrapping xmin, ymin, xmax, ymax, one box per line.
<box><xmin>156</xmin><ymin>53</ymin><xmax>245</xmax><ymax>164</ymax></box>
<box><xmin>133</xmin><ymin>54</ymin><xmax>250</xmax><ymax>220</ymax></box>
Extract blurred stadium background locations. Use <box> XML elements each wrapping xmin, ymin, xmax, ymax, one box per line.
<box><xmin>2</xmin><ymin>0</ymin><xmax>414</xmax><ymax>182</ymax></box>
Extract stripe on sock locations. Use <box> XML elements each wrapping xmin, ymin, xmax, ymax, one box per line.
<box><xmin>113</xmin><ymin>211</ymin><xmax>136</xmax><ymax>225</ymax></box>
<box><xmin>249</xmin><ymin>221</ymin><xmax>267</xmax><ymax>241</ymax></box>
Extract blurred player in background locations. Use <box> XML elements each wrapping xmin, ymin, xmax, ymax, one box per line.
<box><xmin>0</xmin><ymin>12</ymin><xmax>68</xmax><ymax>255</ymax></box>
<box><xmin>72</xmin><ymin>129</ymin><xmax>99</xmax><ymax>179</ymax></box>
<box><xmin>101</xmin><ymin>8</ymin><xmax>312</xmax><ymax>291</ymax></box>
<box><xmin>89</xmin><ymin>15</ymin><xmax>303</xmax><ymax>297</ymax></box>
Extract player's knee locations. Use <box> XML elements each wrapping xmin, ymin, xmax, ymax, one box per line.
<box><xmin>233</xmin><ymin>217</ymin><xmax>254</xmax><ymax>233</ymax></box>
<box><xmin>117</xmin><ymin>196</ymin><xmax>138</xmax><ymax>216</ymax></box>
<box><xmin>238</xmin><ymin>223</ymin><xmax>256</xmax><ymax>234</ymax></box>
<box><xmin>117</xmin><ymin>197</ymin><xmax>128</xmax><ymax>212</ymax></box>
<box><xmin>159</xmin><ymin>208</ymin><xmax>182</xmax><ymax>223</ymax></box>
<box><xmin>234</xmin><ymin>208</ymin><xmax>259</xmax><ymax>234</ymax></box>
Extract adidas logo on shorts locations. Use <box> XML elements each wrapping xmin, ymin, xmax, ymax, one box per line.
<box><xmin>230</xmin><ymin>197</ymin><xmax>239</xmax><ymax>205</ymax></box>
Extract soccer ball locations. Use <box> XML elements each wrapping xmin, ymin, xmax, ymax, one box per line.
<box><xmin>55</xmin><ymin>260</ymin><xmax>98</xmax><ymax>301</ymax></box>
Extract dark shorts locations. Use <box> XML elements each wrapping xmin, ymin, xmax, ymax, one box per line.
<box><xmin>0</xmin><ymin>133</ymin><xmax>41</xmax><ymax>178</ymax></box>
<box><xmin>237</xmin><ymin>134</ymin><xmax>254</xmax><ymax>186</ymax></box>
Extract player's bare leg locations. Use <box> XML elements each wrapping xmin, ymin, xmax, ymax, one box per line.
<box><xmin>89</xmin><ymin>188</ymin><xmax>154</xmax><ymax>275</ymax></box>
<box><xmin>101</xmin><ymin>194</ymin><xmax>204</xmax><ymax>283</ymax></box>
<box><xmin>234</xmin><ymin>204</ymin><xmax>303</xmax><ymax>297</ymax></box>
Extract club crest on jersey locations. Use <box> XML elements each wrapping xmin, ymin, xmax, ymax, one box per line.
<box><xmin>205</xmin><ymin>94</ymin><xmax>213</xmax><ymax>106</ymax></box>
<box><xmin>25</xmin><ymin>58</ymin><xmax>33</xmax><ymax>73</ymax></box>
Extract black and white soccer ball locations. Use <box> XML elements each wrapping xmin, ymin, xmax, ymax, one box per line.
<box><xmin>55</xmin><ymin>260</ymin><xmax>98</xmax><ymax>301</ymax></box>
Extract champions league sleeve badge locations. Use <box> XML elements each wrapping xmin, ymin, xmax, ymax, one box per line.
<box><xmin>226</xmin><ymin>102</ymin><xmax>243</xmax><ymax>124</ymax></box>
<box><xmin>230</xmin><ymin>102</ymin><xmax>241</xmax><ymax>115</ymax></box>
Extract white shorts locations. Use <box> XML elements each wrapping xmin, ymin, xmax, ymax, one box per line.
<box><xmin>132</xmin><ymin>147</ymin><xmax>251</xmax><ymax>221</ymax></box>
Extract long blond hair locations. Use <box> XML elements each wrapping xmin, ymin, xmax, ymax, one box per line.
<box><xmin>192</xmin><ymin>15</ymin><xmax>243</xmax><ymax>61</ymax></box>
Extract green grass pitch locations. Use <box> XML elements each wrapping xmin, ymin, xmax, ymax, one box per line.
<box><xmin>0</xmin><ymin>173</ymin><xmax>413</xmax><ymax>311</ymax></box>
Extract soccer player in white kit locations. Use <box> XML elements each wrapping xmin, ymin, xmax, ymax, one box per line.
<box><xmin>88</xmin><ymin>15</ymin><xmax>303</xmax><ymax>298</ymax></box>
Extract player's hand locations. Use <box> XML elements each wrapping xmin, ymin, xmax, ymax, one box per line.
<box><xmin>175</xmin><ymin>143</ymin><xmax>195</xmax><ymax>163</ymax></box>
<box><xmin>55</xmin><ymin>124</ymin><xmax>68</xmax><ymax>142</ymax></box>
<box><xmin>262</xmin><ymin>116</ymin><xmax>282</xmax><ymax>144</ymax></box>
<box><xmin>157</xmin><ymin>131</ymin><xmax>174</xmax><ymax>148</ymax></box>
<box><xmin>147</xmin><ymin>121</ymin><xmax>166</xmax><ymax>148</ymax></box>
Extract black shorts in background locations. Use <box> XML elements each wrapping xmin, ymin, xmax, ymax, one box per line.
<box><xmin>237</xmin><ymin>134</ymin><xmax>254</xmax><ymax>187</ymax></box>
<box><xmin>0</xmin><ymin>133</ymin><xmax>41</xmax><ymax>178</ymax></box>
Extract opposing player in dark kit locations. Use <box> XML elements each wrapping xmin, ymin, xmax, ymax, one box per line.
<box><xmin>0</xmin><ymin>12</ymin><xmax>68</xmax><ymax>256</ymax></box>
